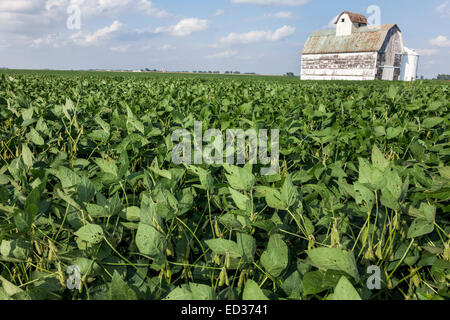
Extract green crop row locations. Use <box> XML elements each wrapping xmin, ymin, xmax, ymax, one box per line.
<box><xmin>0</xmin><ymin>71</ymin><xmax>448</xmax><ymax>300</ymax></box>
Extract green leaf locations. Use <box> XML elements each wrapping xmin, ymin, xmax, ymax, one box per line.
<box><xmin>136</xmin><ymin>223</ymin><xmax>167</xmax><ymax>259</ymax></box>
<box><xmin>73</xmin><ymin>257</ymin><xmax>101</xmax><ymax>276</ymax></box>
<box><xmin>74</xmin><ymin>224</ymin><xmax>104</xmax><ymax>244</ymax></box>
<box><xmin>14</xmin><ymin>188</ymin><xmax>40</xmax><ymax>232</ymax></box>
<box><xmin>164</xmin><ymin>285</ymin><xmax>194</xmax><ymax>300</ymax></box>
<box><xmin>280</xmin><ymin>271</ymin><xmax>302</xmax><ymax>299</ymax></box>
<box><xmin>420</xmin><ymin>203</ymin><xmax>436</xmax><ymax>224</ymax></box>
<box><xmin>407</xmin><ymin>218</ymin><xmax>435</xmax><ymax>239</ymax></box>
<box><xmin>95</xmin><ymin>158</ymin><xmax>119</xmax><ymax>178</ymax></box>
<box><xmin>380</xmin><ymin>190</ymin><xmax>400</xmax><ymax>210</ymax></box>
<box><xmin>149</xmin><ymin>166</ymin><xmax>172</xmax><ymax>180</ymax></box>
<box><xmin>126</xmin><ymin>106</ymin><xmax>145</xmax><ymax>134</ymax></box>
<box><xmin>358</xmin><ymin>158</ymin><xmax>385</xmax><ymax>190</ymax></box>
<box><xmin>354</xmin><ymin>182</ymin><xmax>374</xmax><ymax>211</ymax></box>
<box><xmin>109</xmin><ymin>271</ymin><xmax>137</xmax><ymax>300</ymax></box>
<box><xmin>120</xmin><ymin>206</ymin><xmax>141</xmax><ymax>222</ymax></box>
<box><xmin>188</xmin><ymin>166</ymin><xmax>214</xmax><ymax>191</ymax></box>
<box><xmin>77</xmin><ymin>177</ymin><xmax>95</xmax><ymax>203</ymax></box>
<box><xmin>1</xmin><ymin>239</ymin><xmax>32</xmax><ymax>260</ymax></box>
<box><xmin>52</xmin><ymin>166</ymin><xmax>82</xmax><ymax>189</ymax></box>
<box><xmin>386</xmin><ymin>127</ymin><xmax>403</xmax><ymax>140</ymax></box>
<box><xmin>229</xmin><ymin>188</ymin><xmax>252</xmax><ymax>212</ymax></box>
<box><xmin>0</xmin><ymin>185</ymin><xmax>8</xmax><ymax>203</ymax></box>
<box><xmin>242</xmin><ymin>279</ymin><xmax>269</xmax><ymax>300</ymax></box>
<box><xmin>387</xmin><ymin>85</ymin><xmax>398</xmax><ymax>99</ymax></box>
<box><xmin>302</xmin><ymin>270</ymin><xmax>348</xmax><ymax>295</ymax></box>
<box><xmin>223</xmin><ymin>164</ymin><xmax>255</xmax><ymax>191</ymax></box>
<box><xmin>260</xmin><ymin>234</ymin><xmax>289</xmax><ymax>277</ymax></box>
<box><xmin>303</xmin><ymin>271</ymin><xmax>329</xmax><ymax>295</ymax></box>
<box><xmin>281</xmin><ymin>174</ymin><xmax>298</xmax><ymax>208</ymax></box>
<box><xmin>164</xmin><ymin>283</ymin><xmax>215</xmax><ymax>300</ymax></box>
<box><xmin>236</xmin><ymin>232</ymin><xmax>256</xmax><ymax>263</ymax></box>
<box><xmin>330</xmin><ymin>276</ymin><xmax>362</xmax><ymax>300</ymax></box>
<box><xmin>307</xmin><ymin>247</ymin><xmax>359</xmax><ymax>281</ymax></box>
<box><xmin>86</xmin><ymin>203</ymin><xmax>111</xmax><ymax>218</ymax></box>
<box><xmin>21</xmin><ymin>144</ymin><xmax>33</xmax><ymax>169</ymax></box>
<box><xmin>205</xmin><ymin>238</ymin><xmax>243</xmax><ymax>259</ymax></box>
<box><xmin>176</xmin><ymin>188</ymin><xmax>193</xmax><ymax>216</ymax></box>
<box><xmin>0</xmin><ymin>275</ymin><xmax>30</xmax><ymax>300</ymax></box>
<box><xmin>189</xmin><ymin>283</ymin><xmax>216</xmax><ymax>300</ymax></box>
<box><xmin>262</xmin><ymin>187</ymin><xmax>285</xmax><ymax>210</ymax></box>
<box><xmin>95</xmin><ymin>116</ymin><xmax>110</xmax><ymax>133</ymax></box>
<box><xmin>422</xmin><ymin>117</ymin><xmax>444</xmax><ymax>129</ymax></box>
<box><xmin>371</xmin><ymin>146</ymin><xmax>389</xmax><ymax>172</ymax></box>
<box><xmin>28</xmin><ymin>128</ymin><xmax>45</xmax><ymax>146</ymax></box>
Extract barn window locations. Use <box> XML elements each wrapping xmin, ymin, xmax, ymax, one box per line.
<box><xmin>341</xmin><ymin>18</ymin><xmax>345</xmax><ymax>22</ymax></box>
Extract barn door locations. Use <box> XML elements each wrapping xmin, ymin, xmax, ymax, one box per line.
<box><xmin>382</xmin><ymin>66</ymin><xmax>394</xmax><ymax>81</ymax></box>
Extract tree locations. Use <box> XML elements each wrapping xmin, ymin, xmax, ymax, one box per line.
<box><xmin>436</xmin><ymin>74</ymin><xmax>450</xmax><ymax>80</ymax></box>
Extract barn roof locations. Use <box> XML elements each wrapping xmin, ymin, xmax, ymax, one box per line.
<box><xmin>334</xmin><ymin>11</ymin><xmax>368</xmax><ymax>25</ymax></box>
<box><xmin>301</xmin><ymin>24</ymin><xmax>400</xmax><ymax>54</ymax></box>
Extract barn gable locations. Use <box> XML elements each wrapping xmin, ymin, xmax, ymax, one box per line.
<box><xmin>335</xmin><ymin>11</ymin><xmax>368</xmax><ymax>36</ymax></box>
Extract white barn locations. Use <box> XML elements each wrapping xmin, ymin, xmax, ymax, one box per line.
<box><xmin>301</xmin><ymin>11</ymin><xmax>419</xmax><ymax>81</ymax></box>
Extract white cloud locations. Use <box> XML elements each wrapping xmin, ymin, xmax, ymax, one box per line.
<box><xmin>71</xmin><ymin>20</ymin><xmax>123</xmax><ymax>46</ymax></box>
<box><xmin>159</xmin><ymin>44</ymin><xmax>176</xmax><ymax>51</ymax></box>
<box><xmin>111</xmin><ymin>44</ymin><xmax>131</xmax><ymax>52</ymax></box>
<box><xmin>0</xmin><ymin>0</ymin><xmax>172</xmax><ymax>49</ymax></box>
<box><xmin>0</xmin><ymin>0</ymin><xmax>43</xmax><ymax>12</ymax></box>
<box><xmin>155</xmin><ymin>18</ymin><xmax>211</xmax><ymax>36</ymax></box>
<box><xmin>136</xmin><ymin>0</ymin><xmax>171</xmax><ymax>18</ymax></box>
<box><xmin>218</xmin><ymin>25</ymin><xmax>295</xmax><ymax>45</ymax></box>
<box><xmin>322</xmin><ymin>14</ymin><xmax>339</xmax><ymax>29</ymax></box>
<box><xmin>206</xmin><ymin>50</ymin><xmax>239</xmax><ymax>59</ymax></box>
<box><xmin>415</xmin><ymin>48</ymin><xmax>439</xmax><ymax>56</ymax></box>
<box><xmin>58</xmin><ymin>0</ymin><xmax>134</xmax><ymax>17</ymax></box>
<box><xmin>0</xmin><ymin>1</ymin><xmax>64</xmax><ymax>36</ymax></box>
<box><xmin>232</xmin><ymin>0</ymin><xmax>310</xmax><ymax>6</ymax></box>
<box><xmin>265</xmin><ymin>11</ymin><xmax>294</xmax><ymax>19</ymax></box>
<box><xmin>436</xmin><ymin>1</ymin><xmax>450</xmax><ymax>17</ymax></box>
<box><xmin>32</xmin><ymin>33</ymin><xmax>61</xmax><ymax>48</ymax></box>
<box><xmin>430</xmin><ymin>35</ymin><xmax>450</xmax><ymax>47</ymax></box>
<box><xmin>213</xmin><ymin>9</ymin><xmax>225</xmax><ymax>16</ymax></box>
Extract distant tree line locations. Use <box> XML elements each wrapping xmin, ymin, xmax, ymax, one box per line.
<box><xmin>193</xmin><ymin>71</ymin><xmax>221</xmax><ymax>74</ymax></box>
<box><xmin>434</xmin><ymin>74</ymin><xmax>450</xmax><ymax>80</ymax></box>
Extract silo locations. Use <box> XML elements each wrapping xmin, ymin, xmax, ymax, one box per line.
<box><xmin>400</xmin><ymin>47</ymin><xmax>420</xmax><ymax>81</ymax></box>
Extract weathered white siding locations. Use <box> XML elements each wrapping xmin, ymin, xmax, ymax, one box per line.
<box><xmin>375</xmin><ymin>27</ymin><xmax>403</xmax><ymax>80</ymax></box>
<box><xmin>336</xmin><ymin>13</ymin><xmax>353</xmax><ymax>36</ymax></box>
<box><xmin>301</xmin><ymin>52</ymin><xmax>378</xmax><ymax>80</ymax></box>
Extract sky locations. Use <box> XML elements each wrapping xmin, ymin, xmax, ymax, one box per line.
<box><xmin>0</xmin><ymin>0</ymin><xmax>449</xmax><ymax>77</ymax></box>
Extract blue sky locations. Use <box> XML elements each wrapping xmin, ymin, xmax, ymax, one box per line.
<box><xmin>0</xmin><ymin>0</ymin><xmax>449</xmax><ymax>77</ymax></box>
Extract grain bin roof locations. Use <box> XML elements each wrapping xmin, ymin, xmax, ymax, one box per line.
<box><xmin>335</xmin><ymin>11</ymin><xmax>368</xmax><ymax>25</ymax></box>
<box><xmin>301</xmin><ymin>24</ymin><xmax>400</xmax><ymax>54</ymax></box>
